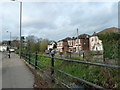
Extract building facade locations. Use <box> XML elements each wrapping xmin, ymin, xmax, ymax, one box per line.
<box><xmin>57</xmin><ymin>37</ymin><xmax>71</xmax><ymax>53</ymax></box>
<box><xmin>57</xmin><ymin>40</ymin><xmax>63</xmax><ymax>52</ymax></box>
<box><xmin>47</xmin><ymin>41</ymin><xmax>57</xmax><ymax>51</ymax></box>
<box><xmin>89</xmin><ymin>36</ymin><xmax>103</xmax><ymax>51</ymax></box>
<box><xmin>56</xmin><ymin>34</ymin><xmax>103</xmax><ymax>54</ymax></box>
<box><xmin>0</xmin><ymin>45</ymin><xmax>7</xmax><ymax>52</ymax></box>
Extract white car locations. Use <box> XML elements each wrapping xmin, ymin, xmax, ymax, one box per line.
<box><xmin>9</xmin><ymin>49</ymin><xmax>15</xmax><ymax>52</ymax></box>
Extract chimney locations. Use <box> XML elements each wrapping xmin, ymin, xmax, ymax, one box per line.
<box><xmin>93</xmin><ymin>32</ymin><xmax>96</xmax><ymax>35</ymax></box>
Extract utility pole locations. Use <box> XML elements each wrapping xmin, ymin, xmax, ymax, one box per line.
<box><xmin>77</xmin><ymin>28</ymin><xmax>80</xmax><ymax>56</ymax></box>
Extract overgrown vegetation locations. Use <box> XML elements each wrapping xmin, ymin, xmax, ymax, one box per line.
<box><xmin>22</xmin><ymin>53</ymin><xmax>119</xmax><ymax>89</ymax></box>
<box><xmin>97</xmin><ymin>32</ymin><xmax>120</xmax><ymax>60</ymax></box>
<box><xmin>54</xmin><ymin>60</ymin><xmax>119</xmax><ymax>88</ymax></box>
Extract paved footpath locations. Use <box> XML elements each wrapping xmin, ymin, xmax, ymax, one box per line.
<box><xmin>2</xmin><ymin>52</ymin><xmax>34</xmax><ymax>88</ymax></box>
<box><xmin>0</xmin><ymin>53</ymin><xmax>2</xmax><ymax>89</ymax></box>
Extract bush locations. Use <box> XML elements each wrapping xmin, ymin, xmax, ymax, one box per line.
<box><xmin>97</xmin><ymin>32</ymin><xmax>120</xmax><ymax>60</ymax></box>
<box><xmin>15</xmin><ymin>49</ymin><xmax>20</xmax><ymax>54</ymax></box>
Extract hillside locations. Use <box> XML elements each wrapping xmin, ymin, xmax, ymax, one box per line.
<box><xmin>97</xmin><ymin>27</ymin><xmax>120</xmax><ymax>34</ymax></box>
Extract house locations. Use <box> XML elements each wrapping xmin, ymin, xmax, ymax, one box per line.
<box><xmin>89</xmin><ymin>35</ymin><xmax>103</xmax><ymax>51</ymax></box>
<box><xmin>57</xmin><ymin>34</ymin><xmax>90</xmax><ymax>53</ymax></box>
<box><xmin>57</xmin><ymin>37</ymin><xmax>70</xmax><ymax>53</ymax></box>
<box><xmin>67</xmin><ymin>37</ymin><xmax>74</xmax><ymax>52</ymax></box>
<box><xmin>47</xmin><ymin>41</ymin><xmax>57</xmax><ymax>51</ymax></box>
<box><xmin>77</xmin><ymin>34</ymin><xmax>90</xmax><ymax>51</ymax></box>
<box><xmin>67</xmin><ymin>37</ymin><xmax>76</xmax><ymax>52</ymax></box>
<box><xmin>0</xmin><ymin>45</ymin><xmax>7</xmax><ymax>52</ymax></box>
<box><xmin>72</xmin><ymin>37</ymin><xmax>76</xmax><ymax>52</ymax></box>
<box><xmin>74</xmin><ymin>37</ymin><xmax>81</xmax><ymax>53</ymax></box>
<box><xmin>56</xmin><ymin>32</ymin><xmax>103</xmax><ymax>55</ymax></box>
<box><xmin>57</xmin><ymin>40</ymin><xmax>63</xmax><ymax>52</ymax></box>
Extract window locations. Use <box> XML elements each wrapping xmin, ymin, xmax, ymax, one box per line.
<box><xmin>95</xmin><ymin>37</ymin><xmax>97</xmax><ymax>42</ymax></box>
<box><xmin>96</xmin><ymin>47</ymin><xmax>98</xmax><ymax>50</ymax></box>
<box><xmin>92</xmin><ymin>38</ymin><xmax>94</xmax><ymax>42</ymax></box>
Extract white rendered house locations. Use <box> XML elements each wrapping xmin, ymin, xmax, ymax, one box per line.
<box><xmin>0</xmin><ymin>45</ymin><xmax>7</xmax><ymax>52</ymax></box>
<box><xmin>89</xmin><ymin>36</ymin><xmax>103</xmax><ymax>51</ymax></box>
<box><xmin>47</xmin><ymin>41</ymin><xmax>56</xmax><ymax>50</ymax></box>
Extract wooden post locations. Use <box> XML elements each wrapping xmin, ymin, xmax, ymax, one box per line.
<box><xmin>35</xmin><ymin>52</ymin><xmax>38</xmax><ymax>70</ymax></box>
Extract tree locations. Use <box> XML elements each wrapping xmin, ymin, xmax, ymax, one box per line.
<box><xmin>97</xmin><ymin>32</ymin><xmax>120</xmax><ymax>60</ymax></box>
<box><xmin>40</xmin><ymin>39</ymin><xmax>49</xmax><ymax>52</ymax></box>
<box><xmin>26</xmin><ymin>35</ymin><xmax>36</xmax><ymax>52</ymax></box>
<box><xmin>25</xmin><ymin>35</ymin><xmax>49</xmax><ymax>53</ymax></box>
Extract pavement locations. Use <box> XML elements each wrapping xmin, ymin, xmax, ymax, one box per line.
<box><xmin>2</xmin><ymin>52</ymin><xmax>34</xmax><ymax>88</ymax></box>
<box><xmin>0</xmin><ymin>52</ymin><xmax>2</xmax><ymax>89</ymax></box>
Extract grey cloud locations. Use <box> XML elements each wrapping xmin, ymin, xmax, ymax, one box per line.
<box><xmin>1</xmin><ymin>2</ymin><xmax>118</xmax><ymax>41</ymax></box>
<box><xmin>23</xmin><ymin>21</ymin><xmax>56</xmax><ymax>30</ymax></box>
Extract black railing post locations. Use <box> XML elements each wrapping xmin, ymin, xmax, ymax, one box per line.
<box><xmin>29</xmin><ymin>51</ymin><xmax>31</xmax><ymax>64</ymax></box>
<box><xmin>103</xmin><ymin>51</ymin><xmax>106</xmax><ymax>63</ymax></box>
<box><xmin>35</xmin><ymin>52</ymin><xmax>38</xmax><ymax>70</ymax></box>
<box><xmin>21</xmin><ymin>51</ymin><xmax>22</xmax><ymax>58</ymax></box>
<box><xmin>83</xmin><ymin>52</ymin><xmax>85</xmax><ymax>60</ymax></box>
<box><xmin>51</xmin><ymin>54</ymin><xmax>54</xmax><ymax>75</ymax></box>
<box><xmin>26</xmin><ymin>52</ymin><xmax>27</xmax><ymax>60</ymax></box>
<box><xmin>70</xmin><ymin>52</ymin><xmax>71</xmax><ymax>58</ymax></box>
<box><xmin>51</xmin><ymin>54</ymin><xmax>55</xmax><ymax>83</ymax></box>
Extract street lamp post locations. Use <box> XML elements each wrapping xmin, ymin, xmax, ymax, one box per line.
<box><xmin>20</xmin><ymin>1</ymin><xmax>22</xmax><ymax>59</ymax></box>
<box><xmin>11</xmin><ymin>0</ymin><xmax>22</xmax><ymax>59</ymax></box>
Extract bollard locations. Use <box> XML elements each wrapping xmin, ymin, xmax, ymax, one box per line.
<box><xmin>35</xmin><ymin>52</ymin><xmax>38</xmax><ymax>70</ymax></box>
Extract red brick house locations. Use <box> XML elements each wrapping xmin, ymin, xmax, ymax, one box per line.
<box><xmin>57</xmin><ymin>37</ymin><xmax>70</xmax><ymax>53</ymax></box>
<box><xmin>77</xmin><ymin>34</ymin><xmax>90</xmax><ymax>51</ymax></box>
<box><xmin>57</xmin><ymin>34</ymin><xmax>90</xmax><ymax>53</ymax></box>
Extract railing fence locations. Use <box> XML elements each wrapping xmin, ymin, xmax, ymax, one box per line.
<box><xmin>21</xmin><ymin>52</ymin><xmax>120</xmax><ymax>89</ymax></box>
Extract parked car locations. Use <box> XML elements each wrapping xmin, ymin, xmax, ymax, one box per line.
<box><xmin>9</xmin><ymin>48</ymin><xmax>15</xmax><ymax>52</ymax></box>
<box><xmin>45</xmin><ymin>50</ymin><xmax>50</xmax><ymax>54</ymax></box>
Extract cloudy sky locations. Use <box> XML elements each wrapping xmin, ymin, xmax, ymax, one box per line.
<box><xmin>0</xmin><ymin>0</ymin><xmax>119</xmax><ymax>41</ymax></box>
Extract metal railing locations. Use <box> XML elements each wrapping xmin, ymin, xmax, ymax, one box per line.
<box><xmin>21</xmin><ymin>52</ymin><xmax>120</xmax><ymax>89</ymax></box>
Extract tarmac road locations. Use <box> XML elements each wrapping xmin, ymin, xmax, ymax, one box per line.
<box><xmin>2</xmin><ymin>52</ymin><xmax>34</xmax><ymax>88</ymax></box>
